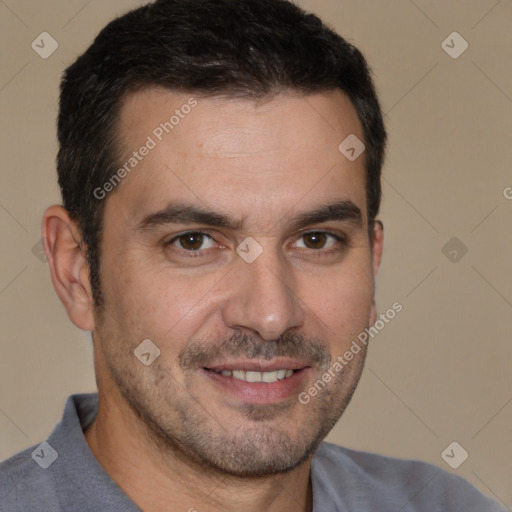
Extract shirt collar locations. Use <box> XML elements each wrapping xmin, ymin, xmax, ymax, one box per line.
<box><xmin>50</xmin><ymin>393</ymin><xmax>339</xmax><ymax>511</ymax></box>
<box><xmin>47</xmin><ymin>393</ymin><xmax>141</xmax><ymax>512</ymax></box>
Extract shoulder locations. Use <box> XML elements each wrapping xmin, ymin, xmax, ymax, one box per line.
<box><xmin>0</xmin><ymin>443</ymin><xmax>61</xmax><ymax>511</ymax></box>
<box><xmin>0</xmin><ymin>393</ymin><xmax>98</xmax><ymax>511</ymax></box>
<box><xmin>311</xmin><ymin>442</ymin><xmax>507</xmax><ymax>511</ymax></box>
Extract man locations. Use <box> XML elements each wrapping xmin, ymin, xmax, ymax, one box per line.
<box><xmin>0</xmin><ymin>0</ymin><xmax>506</xmax><ymax>510</ymax></box>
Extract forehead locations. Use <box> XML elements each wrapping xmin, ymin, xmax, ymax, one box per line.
<box><xmin>108</xmin><ymin>87</ymin><xmax>367</xmax><ymax>229</ymax></box>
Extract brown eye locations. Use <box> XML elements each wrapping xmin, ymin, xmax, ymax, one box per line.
<box><xmin>168</xmin><ymin>232</ymin><xmax>216</xmax><ymax>252</ymax></box>
<box><xmin>292</xmin><ymin>231</ymin><xmax>348</xmax><ymax>254</ymax></box>
<box><xmin>179</xmin><ymin>233</ymin><xmax>204</xmax><ymax>250</ymax></box>
<box><xmin>296</xmin><ymin>231</ymin><xmax>347</xmax><ymax>254</ymax></box>
<box><xmin>302</xmin><ymin>232</ymin><xmax>328</xmax><ymax>249</ymax></box>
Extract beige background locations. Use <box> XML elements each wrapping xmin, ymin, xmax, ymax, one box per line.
<box><xmin>1</xmin><ymin>0</ymin><xmax>511</xmax><ymax>507</ymax></box>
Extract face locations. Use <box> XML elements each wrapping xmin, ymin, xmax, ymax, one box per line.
<box><xmin>92</xmin><ymin>88</ymin><xmax>382</xmax><ymax>477</ymax></box>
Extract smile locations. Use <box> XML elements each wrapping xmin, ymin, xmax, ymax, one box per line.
<box><xmin>210</xmin><ymin>369</ymin><xmax>295</xmax><ymax>383</ymax></box>
<box><xmin>202</xmin><ymin>362</ymin><xmax>311</xmax><ymax>404</ymax></box>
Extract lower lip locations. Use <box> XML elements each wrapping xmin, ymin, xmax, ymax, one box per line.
<box><xmin>201</xmin><ymin>368</ymin><xmax>311</xmax><ymax>404</ymax></box>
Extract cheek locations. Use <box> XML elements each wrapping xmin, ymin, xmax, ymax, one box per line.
<box><xmin>318</xmin><ymin>287</ymin><xmax>373</xmax><ymax>348</ymax></box>
<box><xmin>101</xmin><ymin>255</ymin><xmax>220</xmax><ymax>344</ymax></box>
<box><xmin>99</xmin><ymin>234</ymin><xmax>375</xmax><ymax>347</ymax></box>
<box><xmin>303</xmin><ymin>259</ymin><xmax>374</xmax><ymax>335</ymax></box>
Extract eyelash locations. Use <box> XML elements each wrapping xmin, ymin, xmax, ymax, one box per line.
<box><xmin>165</xmin><ymin>230</ymin><xmax>348</xmax><ymax>258</ymax></box>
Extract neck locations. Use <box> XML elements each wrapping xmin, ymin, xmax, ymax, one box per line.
<box><xmin>84</xmin><ymin>389</ymin><xmax>314</xmax><ymax>512</ymax></box>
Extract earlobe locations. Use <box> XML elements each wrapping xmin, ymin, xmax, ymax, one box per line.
<box><xmin>369</xmin><ymin>300</ymin><xmax>377</xmax><ymax>327</ymax></box>
<box><xmin>42</xmin><ymin>205</ymin><xmax>95</xmax><ymax>331</ymax></box>
<box><xmin>369</xmin><ymin>220</ymin><xmax>384</xmax><ymax>326</ymax></box>
<box><xmin>371</xmin><ymin>220</ymin><xmax>384</xmax><ymax>278</ymax></box>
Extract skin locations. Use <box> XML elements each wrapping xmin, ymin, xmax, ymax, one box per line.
<box><xmin>42</xmin><ymin>88</ymin><xmax>383</xmax><ymax>512</ymax></box>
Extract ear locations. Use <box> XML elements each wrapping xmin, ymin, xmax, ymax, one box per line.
<box><xmin>369</xmin><ymin>219</ymin><xmax>384</xmax><ymax>326</ymax></box>
<box><xmin>42</xmin><ymin>205</ymin><xmax>95</xmax><ymax>331</ymax></box>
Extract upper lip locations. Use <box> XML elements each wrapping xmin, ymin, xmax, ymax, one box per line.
<box><xmin>205</xmin><ymin>359</ymin><xmax>311</xmax><ymax>372</ymax></box>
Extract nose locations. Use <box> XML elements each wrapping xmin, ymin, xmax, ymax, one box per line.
<box><xmin>221</xmin><ymin>247</ymin><xmax>305</xmax><ymax>341</ymax></box>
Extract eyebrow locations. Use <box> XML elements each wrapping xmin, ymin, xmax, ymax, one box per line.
<box><xmin>136</xmin><ymin>199</ymin><xmax>363</xmax><ymax>233</ymax></box>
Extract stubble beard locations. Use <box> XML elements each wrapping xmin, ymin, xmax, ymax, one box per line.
<box><xmin>96</xmin><ymin>320</ymin><xmax>367</xmax><ymax>478</ymax></box>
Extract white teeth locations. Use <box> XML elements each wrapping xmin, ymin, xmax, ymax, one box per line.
<box><xmin>277</xmin><ymin>369</ymin><xmax>287</xmax><ymax>380</ymax></box>
<box><xmin>261</xmin><ymin>371</ymin><xmax>278</xmax><ymax>383</ymax></box>
<box><xmin>245</xmin><ymin>371</ymin><xmax>262</xmax><ymax>383</ymax></box>
<box><xmin>217</xmin><ymin>369</ymin><xmax>295</xmax><ymax>383</ymax></box>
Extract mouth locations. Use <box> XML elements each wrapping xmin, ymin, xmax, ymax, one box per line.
<box><xmin>207</xmin><ymin>368</ymin><xmax>297</xmax><ymax>383</ymax></box>
<box><xmin>201</xmin><ymin>360</ymin><xmax>312</xmax><ymax>404</ymax></box>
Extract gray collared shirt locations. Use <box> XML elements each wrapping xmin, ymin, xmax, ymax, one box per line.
<box><xmin>0</xmin><ymin>394</ymin><xmax>507</xmax><ymax>511</ymax></box>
